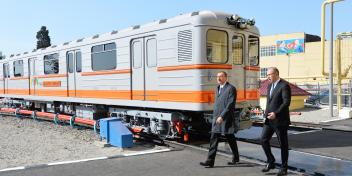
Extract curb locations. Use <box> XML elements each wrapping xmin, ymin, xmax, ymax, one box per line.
<box><xmin>322</xmin><ymin>125</ymin><xmax>352</xmax><ymax>132</ymax></box>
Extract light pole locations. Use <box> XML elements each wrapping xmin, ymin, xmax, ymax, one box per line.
<box><xmin>286</xmin><ymin>52</ymin><xmax>290</xmax><ymax>82</ymax></box>
<box><xmin>321</xmin><ymin>0</ymin><xmax>344</xmax><ymax>118</ymax></box>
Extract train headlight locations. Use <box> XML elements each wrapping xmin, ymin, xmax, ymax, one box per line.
<box><xmin>227</xmin><ymin>15</ymin><xmax>256</xmax><ymax>29</ymax></box>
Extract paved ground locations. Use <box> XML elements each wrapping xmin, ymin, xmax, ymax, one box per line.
<box><xmin>1</xmin><ymin>105</ymin><xmax>352</xmax><ymax>176</ymax></box>
<box><xmin>322</xmin><ymin>118</ymin><xmax>352</xmax><ymax>131</ymax></box>
<box><xmin>290</xmin><ymin>106</ymin><xmax>341</xmax><ymax>124</ymax></box>
<box><xmin>325</xmin><ymin>118</ymin><xmax>352</xmax><ymax>126</ymax></box>
<box><xmin>235</xmin><ymin>119</ymin><xmax>352</xmax><ymax>175</ymax></box>
<box><xmin>0</xmin><ymin>147</ymin><xmax>302</xmax><ymax>176</ymax></box>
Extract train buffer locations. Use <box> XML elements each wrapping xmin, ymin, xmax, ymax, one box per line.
<box><xmin>99</xmin><ymin>117</ymin><xmax>133</xmax><ymax>148</ymax></box>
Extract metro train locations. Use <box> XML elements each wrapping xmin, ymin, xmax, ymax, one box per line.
<box><xmin>0</xmin><ymin>11</ymin><xmax>260</xmax><ymax>140</ymax></box>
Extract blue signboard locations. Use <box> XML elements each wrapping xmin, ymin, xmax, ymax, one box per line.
<box><xmin>276</xmin><ymin>39</ymin><xmax>304</xmax><ymax>55</ymax></box>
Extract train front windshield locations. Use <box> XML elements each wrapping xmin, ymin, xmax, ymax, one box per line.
<box><xmin>206</xmin><ymin>29</ymin><xmax>228</xmax><ymax>64</ymax></box>
<box><xmin>206</xmin><ymin>29</ymin><xmax>259</xmax><ymax>66</ymax></box>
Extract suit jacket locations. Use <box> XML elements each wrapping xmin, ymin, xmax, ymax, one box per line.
<box><xmin>264</xmin><ymin>79</ymin><xmax>292</xmax><ymax>128</ymax></box>
<box><xmin>211</xmin><ymin>82</ymin><xmax>239</xmax><ymax>134</ymax></box>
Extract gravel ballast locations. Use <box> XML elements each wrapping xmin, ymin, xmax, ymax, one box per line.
<box><xmin>0</xmin><ymin>115</ymin><xmax>154</xmax><ymax>169</ymax></box>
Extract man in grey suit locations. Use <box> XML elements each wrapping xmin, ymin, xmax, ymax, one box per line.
<box><xmin>200</xmin><ymin>71</ymin><xmax>239</xmax><ymax>168</ymax></box>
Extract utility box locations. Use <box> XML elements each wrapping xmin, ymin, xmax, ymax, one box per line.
<box><xmin>99</xmin><ymin>117</ymin><xmax>133</xmax><ymax>148</ymax></box>
<box><xmin>100</xmin><ymin>117</ymin><xmax>121</xmax><ymax>139</ymax></box>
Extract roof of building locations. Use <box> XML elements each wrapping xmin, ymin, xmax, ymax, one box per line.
<box><xmin>260</xmin><ymin>79</ymin><xmax>311</xmax><ymax>96</ymax></box>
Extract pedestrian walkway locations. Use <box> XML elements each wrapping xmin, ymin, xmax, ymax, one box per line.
<box><xmin>290</xmin><ymin>105</ymin><xmax>351</xmax><ymax>124</ymax></box>
<box><xmin>0</xmin><ymin>147</ymin><xmax>301</xmax><ymax>176</ymax></box>
<box><xmin>322</xmin><ymin>118</ymin><xmax>352</xmax><ymax>132</ymax></box>
<box><xmin>210</xmin><ymin>141</ymin><xmax>352</xmax><ymax>176</ymax></box>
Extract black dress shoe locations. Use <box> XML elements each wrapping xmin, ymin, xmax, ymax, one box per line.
<box><xmin>199</xmin><ymin>161</ymin><xmax>214</xmax><ymax>168</ymax></box>
<box><xmin>227</xmin><ymin>159</ymin><xmax>239</xmax><ymax>165</ymax></box>
<box><xmin>277</xmin><ymin>168</ymin><xmax>287</xmax><ymax>176</ymax></box>
<box><xmin>261</xmin><ymin>163</ymin><xmax>275</xmax><ymax>172</ymax></box>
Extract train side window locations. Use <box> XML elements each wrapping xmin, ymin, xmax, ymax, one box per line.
<box><xmin>132</xmin><ymin>41</ymin><xmax>142</xmax><ymax>68</ymax></box>
<box><xmin>3</xmin><ymin>63</ymin><xmax>9</xmax><ymax>78</ymax></box>
<box><xmin>206</xmin><ymin>29</ymin><xmax>228</xmax><ymax>64</ymax></box>
<box><xmin>44</xmin><ymin>53</ymin><xmax>59</xmax><ymax>74</ymax></box>
<box><xmin>67</xmin><ymin>52</ymin><xmax>74</xmax><ymax>73</ymax></box>
<box><xmin>91</xmin><ymin>43</ymin><xmax>117</xmax><ymax>71</ymax></box>
<box><xmin>146</xmin><ymin>38</ymin><xmax>157</xmax><ymax>67</ymax></box>
<box><xmin>28</xmin><ymin>58</ymin><xmax>37</xmax><ymax>76</ymax></box>
<box><xmin>248</xmin><ymin>35</ymin><xmax>259</xmax><ymax>66</ymax></box>
<box><xmin>232</xmin><ymin>35</ymin><xmax>244</xmax><ymax>65</ymax></box>
<box><xmin>13</xmin><ymin>60</ymin><xmax>24</xmax><ymax>77</ymax></box>
<box><xmin>76</xmin><ymin>51</ymin><xmax>82</xmax><ymax>72</ymax></box>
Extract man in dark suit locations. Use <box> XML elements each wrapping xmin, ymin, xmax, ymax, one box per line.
<box><xmin>261</xmin><ymin>67</ymin><xmax>291</xmax><ymax>176</ymax></box>
<box><xmin>200</xmin><ymin>71</ymin><xmax>239</xmax><ymax>168</ymax></box>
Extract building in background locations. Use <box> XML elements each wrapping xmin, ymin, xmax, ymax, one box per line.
<box><xmin>259</xmin><ymin>79</ymin><xmax>311</xmax><ymax>110</ymax></box>
<box><xmin>260</xmin><ymin>32</ymin><xmax>352</xmax><ymax>106</ymax></box>
<box><xmin>260</xmin><ymin>32</ymin><xmax>352</xmax><ymax>84</ymax></box>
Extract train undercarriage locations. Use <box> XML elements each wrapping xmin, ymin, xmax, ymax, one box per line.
<box><xmin>0</xmin><ymin>97</ymin><xmax>255</xmax><ymax>142</ymax></box>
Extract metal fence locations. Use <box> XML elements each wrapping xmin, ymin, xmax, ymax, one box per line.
<box><xmin>297</xmin><ymin>80</ymin><xmax>352</xmax><ymax>108</ymax></box>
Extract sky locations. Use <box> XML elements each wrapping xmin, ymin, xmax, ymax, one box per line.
<box><xmin>0</xmin><ymin>0</ymin><xmax>351</xmax><ymax>56</ymax></box>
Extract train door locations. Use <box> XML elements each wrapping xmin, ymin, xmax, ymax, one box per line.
<box><xmin>131</xmin><ymin>36</ymin><xmax>157</xmax><ymax>101</ymax></box>
<box><xmin>231</xmin><ymin>34</ymin><xmax>245</xmax><ymax>100</ymax></box>
<box><xmin>28</xmin><ymin>58</ymin><xmax>36</xmax><ymax>95</ymax></box>
<box><xmin>66</xmin><ymin>50</ymin><xmax>82</xmax><ymax>97</ymax></box>
<box><xmin>3</xmin><ymin>63</ymin><xmax>9</xmax><ymax>94</ymax></box>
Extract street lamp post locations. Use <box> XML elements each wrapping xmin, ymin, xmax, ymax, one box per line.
<box><xmin>321</xmin><ymin>0</ymin><xmax>344</xmax><ymax>118</ymax></box>
<box><xmin>286</xmin><ymin>52</ymin><xmax>290</xmax><ymax>82</ymax></box>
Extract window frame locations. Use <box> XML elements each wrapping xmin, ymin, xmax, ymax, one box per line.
<box><xmin>66</xmin><ymin>52</ymin><xmax>74</xmax><ymax>73</ymax></box>
<box><xmin>248</xmin><ymin>35</ymin><xmax>260</xmax><ymax>66</ymax></box>
<box><xmin>91</xmin><ymin>42</ymin><xmax>117</xmax><ymax>71</ymax></box>
<box><xmin>206</xmin><ymin>29</ymin><xmax>229</xmax><ymax>64</ymax></box>
<box><xmin>260</xmin><ymin>68</ymin><xmax>268</xmax><ymax>78</ymax></box>
<box><xmin>13</xmin><ymin>60</ymin><xmax>24</xmax><ymax>77</ymax></box>
<box><xmin>260</xmin><ymin>45</ymin><xmax>276</xmax><ymax>57</ymax></box>
<box><xmin>232</xmin><ymin>34</ymin><xmax>244</xmax><ymax>65</ymax></box>
<box><xmin>146</xmin><ymin>38</ymin><xmax>157</xmax><ymax>67</ymax></box>
<box><xmin>132</xmin><ymin>40</ymin><xmax>142</xmax><ymax>69</ymax></box>
<box><xmin>3</xmin><ymin>63</ymin><xmax>10</xmax><ymax>78</ymax></box>
<box><xmin>44</xmin><ymin>53</ymin><xmax>59</xmax><ymax>75</ymax></box>
<box><xmin>76</xmin><ymin>51</ymin><xmax>82</xmax><ymax>72</ymax></box>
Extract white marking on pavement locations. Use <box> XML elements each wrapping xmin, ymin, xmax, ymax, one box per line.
<box><xmin>47</xmin><ymin>156</ymin><xmax>108</xmax><ymax>166</ymax></box>
<box><xmin>321</xmin><ymin>116</ymin><xmax>351</xmax><ymax>123</ymax></box>
<box><xmin>291</xmin><ymin>129</ymin><xmax>320</xmax><ymax>135</ymax></box>
<box><xmin>293</xmin><ymin>150</ymin><xmax>352</xmax><ymax>162</ymax></box>
<box><xmin>0</xmin><ymin>166</ymin><xmax>25</xmax><ymax>172</ymax></box>
<box><xmin>123</xmin><ymin>148</ymin><xmax>171</xmax><ymax>157</ymax></box>
<box><xmin>0</xmin><ymin>148</ymin><xmax>172</xmax><ymax>172</ymax></box>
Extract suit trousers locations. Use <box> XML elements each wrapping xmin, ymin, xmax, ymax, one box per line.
<box><xmin>261</xmin><ymin>124</ymin><xmax>289</xmax><ymax>167</ymax></box>
<box><xmin>207</xmin><ymin>133</ymin><xmax>239</xmax><ymax>162</ymax></box>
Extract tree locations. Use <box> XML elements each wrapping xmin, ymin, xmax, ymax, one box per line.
<box><xmin>36</xmin><ymin>26</ymin><xmax>51</xmax><ymax>49</ymax></box>
<box><xmin>0</xmin><ymin>52</ymin><xmax>4</xmax><ymax>60</ymax></box>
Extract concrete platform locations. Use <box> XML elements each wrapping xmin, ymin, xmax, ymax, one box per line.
<box><xmin>225</xmin><ymin>123</ymin><xmax>352</xmax><ymax>175</ymax></box>
<box><xmin>204</xmin><ymin>141</ymin><xmax>352</xmax><ymax>176</ymax></box>
<box><xmin>322</xmin><ymin>118</ymin><xmax>352</xmax><ymax>132</ymax></box>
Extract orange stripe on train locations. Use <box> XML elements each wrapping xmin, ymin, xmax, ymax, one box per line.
<box><xmin>80</xmin><ymin>69</ymin><xmax>131</xmax><ymax>76</ymax></box>
<box><xmin>2</xmin><ymin>89</ymin><xmax>259</xmax><ymax>103</ymax></box>
<box><xmin>244</xmin><ymin>66</ymin><xmax>260</xmax><ymax>71</ymax></box>
<box><xmin>157</xmin><ymin>64</ymin><xmax>232</xmax><ymax>71</ymax></box>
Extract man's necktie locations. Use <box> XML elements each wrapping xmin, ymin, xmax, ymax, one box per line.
<box><xmin>269</xmin><ymin>84</ymin><xmax>274</xmax><ymax>98</ymax></box>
